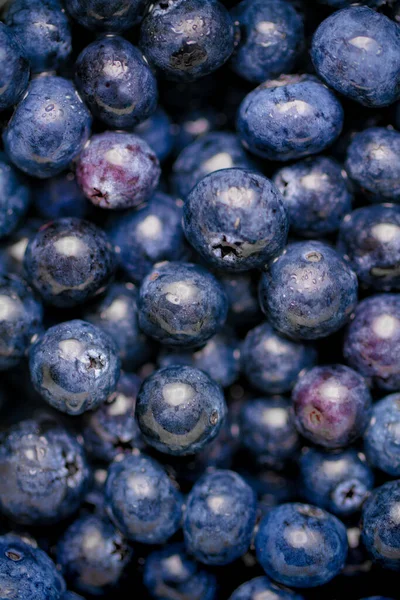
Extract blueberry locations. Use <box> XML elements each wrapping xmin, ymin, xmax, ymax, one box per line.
<box><xmin>0</xmin><ymin>534</ymin><xmax>66</xmax><ymax>600</ymax></box>
<box><xmin>259</xmin><ymin>241</ymin><xmax>358</xmax><ymax>340</ymax></box>
<box><xmin>273</xmin><ymin>156</ymin><xmax>352</xmax><ymax>238</ymax></box>
<box><xmin>29</xmin><ymin>320</ymin><xmax>121</xmax><ymax>415</ymax></box>
<box><xmin>24</xmin><ymin>218</ymin><xmax>116</xmax><ymax>307</ymax></box>
<box><xmin>0</xmin><ymin>218</ymin><xmax>43</xmax><ymax>276</ymax></box>
<box><xmin>218</xmin><ymin>270</ymin><xmax>263</xmax><ymax>328</ymax></box>
<box><xmin>361</xmin><ymin>480</ymin><xmax>400</xmax><ymax>571</ymax></box>
<box><xmin>293</xmin><ymin>364</ymin><xmax>372</xmax><ymax>448</ymax></box>
<box><xmin>109</xmin><ymin>192</ymin><xmax>188</xmax><ymax>284</ymax></box>
<box><xmin>139</xmin><ymin>0</ymin><xmax>236</xmax><ymax>82</ymax></box>
<box><xmin>3</xmin><ymin>76</ymin><xmax>92</xmax><ymax>179</ymax></box>
<box><xmin>229</xmin><ymin>576</ymin><xmax>304</xmax><ymax>600</ymax></box>
<box><xmin>0</xmin><ymin>153</ymin><xmax>31</xmax><ymax>241</ymax></box>
<box><xmin>311</xmin><ymin>7</ymin><xmax>400</xmax><ymax>107</ymax></box>
<box><xmin>241</xmin><ymin>322</ymin><xmax>317</xmax><ymax>395</ymax></box>
<box><xmin>62</xmin><ymin>594</ymin><xmax>85</xmax><ymax>600</ymax></box>
<box><xmin>183</xmin><ymin>470</ymin><xmax>257</xmax><ymax>565</ymax></box>
<box><xmin>256</xmin><ymin>503</ymin><xmax>348</xmax><ymax>588</ymax></box>
<box><xmin>0</xmin><ymin>23</ymin><xmax>29</xmax><ymax>111</ymax></box>
<box><xmin>136</xmin><ymin>365</ymin><xmax>227</xmax><ymax>455</ymax></box>
<box><xmin>104</xmin><ymin>453</ymin><xmax>183</xmax><ymax>544</ymax></box>
<box><xmin>173</xmin><ymin>107</ymin><xmax>222</xmax><ymax>153</ymax></box>
<box><xmin>237</xmin><ymin>76</ymin><xmax>344</xmax><ymax>161</ymax></box>
<box><xmin>230</xmin><ymin>0</ymin><xmax>305</xmax><ymax>84</ymax></box>
<box><xmin>75</xmin><ymin>36</ymin><xmax>158</xmax><ymax>129</ymax></box>
<box><xmin>56</xmin><ymin>514</ymin><xmax>132</xmax><ymax>596</ymax></box>
<box><xmin>183</xmin><ymin>169</ymin><xmax>288</xmax><ymax>271</ymax></box>
<box><xmin>134</xmin><ymin>107</ymin><xmax>175</xmax><ymax>162</ymax></box>
<box><xmin>0</xmin><ymin>418</ymin><xmax>90</xmax><ymax>525</ymax></box>
<box><xmin>84</xmin><ymin>282</ymin><xmax>152</xmax><ymax>370</ymax></box>
<box><xmin>82</xmin><ymin>372</ymin><xmax>145</xmax><ymax>463</ymax></box>
<box><xmin>6</xmin><ymin>0</ymin><xmax>72</xmax><ymax>73</ymax></box>
<box><xmin>138</xmin><ymin>262</ymin><xmax>228</xmax><ymax>348</ymax></box>
<box><xmin>66</xmin><ymin>0</ymin><xmax>146</xmax><ymax>31</ymax></box>
<box><xmin>338</xmin><ymin>204</ymin><xmax>400</xmax><ymax>291</ymax></box>
<box><xmin>75</xmin><ymin>131</ymin><xmax>160</xmax><ymax>210</ymax></box>
<box><xmin>33</xmin><ymin>172</ymin><xmax>89</xmax><ymax>220</ymax></box>
<box><xmin>144</xmin><ymin>543</ymin><xmax>217</xmax><ymax>600</ymax></box>
<box><xmin>0</xmin><ymin>274</ymin><xmax>43</xmax><ymax>371</ymax></box>
<box><xmin>171</xmin><ymin>132</ymin><xmax>256</xmax><ymax>200</ymax></box>
<box><xmin>300</xmin><ymin>448</ymin><xmax>374</xmax><ymax>517</ymax></box>
<box><xmin>343</xmin><ymin>294</ymin><xmax>400</xmax><ymax>391</ymax></box>
<box><xmin>345</xmin><ymin>128</ymin><xmax>400</xmax><ymax>204</ymax></box>
<box><xmin>364</xmin><ymin>393</ymin><xmax>400</xmax><ymax>476</ymax></box>
<box><xmin>239</xmin><ymin>396</ymin><xmax>299</xmax><ymax>469</ymax></box>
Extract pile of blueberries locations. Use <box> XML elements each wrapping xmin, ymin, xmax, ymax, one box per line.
<box><xmin>2</xmin><ymin>0</ymin><xmax>400</xmax><ymax>598</ymax></box>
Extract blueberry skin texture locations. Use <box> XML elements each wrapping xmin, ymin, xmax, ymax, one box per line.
<box><xmin>338</xmin><ymin>204</ymin><xmax>400</xmax><ymax>292</ymax></box>
<box><xmin>84</xmin><ymin>283</ymin><xmax>152</xmax><ymax>370</ymax></box>
<box><xmin>144</xmin><ymin>543</ymin><xmax>217</xmax><ymax>600</ymax></box>
<box><xmin>345</xmin><ymin>128</ymin><xmax>400</xmax><ymax>204</ymax></box>
<box><xmin>29</xmin><ymin>320</ymin><xmax>121</xmax><ymax>415</ymax></box>
<box><xmin>171</xmin><ymin>132</ymin><xmax>256</xmax><ymax>200</ymax></box>
<box><xmin>241</xmin><ymin>322</ymin><xmax>317</xmax><ymax>395</ymax></box>
<box><xmin>0</xmin><ymin>534</ymin><xmax>66</xmax><ymax>600</ymax></box>
<box><xmin>138</xmin><ymin>262</ymin><xmax>228</xmax><ymax>348</ymax></box>
<box><xmin>239</xmin><ymin>396</ymin><xmax>300</xmax><ymax>469</ymax></box>
<box><xmin>67</xmin><ymin>0</ymin><xmax>146</xmax><ymax>31</ymax></box>
<box><xmin>33</xmin><ymin>171</ymin><xmax>89</xmax><ymax>221</ymax></box>
<box><xmin>139</xmin><ymin>0</ymin><xmax>236</xmax><ymax>82</ymax></box>
<box><xmin>0</xmin><ymin>274</ymin><xmax>43</xmax><ymax>371</ymax></box>
<box><xmin>136</xmin><ymin>365</ymin><xmax>227</xmax><ymax>456</ymax></box>
<box><xmin>6</xmin><ymin>0</ymin><xmax>72</xmax><ymax>73</ymax></box>
<box><xmin>361</xmin><ymin>480</ymin><xmax>400</xmax><ymax>571</ymax></box>
<box><xmin>83</xmin><ymin>372</ymin><xmax>145</xmax><ymax>463</ymax></box>
<box><xmin>109</xmin><ymin>192</ymin><xmax>188</xmax><ymax>284</ymax></box>
<box><xmin>259</xmin><ymin>241</ymin><xmax>358</xmax><ymax>340</ymax></box>
<box><xmin>184</xmin><ymin>169</ymin><xmax>289</xmax><ymax>272</ymax></box>
<box><xmin>0</xmin><ymin>419</ymin><xmax>90</xmax><ymax>525</ymax></box>
<box><xmin>183</xmin><ymin>470</ymin><xmax>257</xmax><ymax>565</ymax></box>
<box><xmin>256</xmin><ymin>503</ymin><xmax>348</xmax><ymax>588</ymax></box>
<box><xmin>343</xmin><ymin>294</ymin><xmax>400</xmax><ymax>391</ymax></box>
<box><xmin>0</xmin><ymin>23</ymin><xmax>29</xmax><ymax>111</ymax></box>
<box><xmin>219</xmin><ymin>270</ymin><xmax>263</xmax><ymax>327</ymax></box>
<box><xmin>230</xmin><ymin>0</ymin><xmax>304</xmax><ymax>84</ymax></box>
<box><xmin>299</xmin><ymin>448</ymin><xmax>374</xmax><ymax>517</ymax></box>
<box><xmin>134</xmin><ymin>107</ymin><xmax>175</xmax><ymax>163</ymax></box>
<box><xmin>75</xmin><ymin>36</ymin><xmax>158</xmax><ymax>130</ymax></box>
<box><xmin>364</xmin><ymin>393</ymin><xmax>400</xmax><ymax>476</ymax></box>
<box><xmin>229</xmin><ymin>576</ymin><xmax>304</xmax><ymax>600</ymax></box>
<box><xmin>292</xmin><ymin>364</ymin><xmax>372</xmax><ymax>449</ymax></box>
<box><xmin>311</xmin><ymin>7</ymin><xmax>400</xmax><ymax>108</ymax></box>
<box><xmin>24</xmin><ymin>218</ymin><xmax>116</xmax><ymax>308</ymax></box>
<box><xmin>3</xmin><ymin>76</ymin><xmax>92</xmax><ymax>179</ymax></box>
<box><xmin>237</xmin><ymin>77</ymin><xmax>344</xmax><ymax>161</ymax></box>
<box><xmin>105</xmin><ymin>453</ymin><xmax>183</xmax><ymax>544</ymax></box>
<box><xmin>75</xmin><ymin>131</ymin><xmax>160</xmax><ymax>210</ymax></box>
<box><xmin>56</xmin><ymin>514</ymin><xmax>132</xmax><ymax>596</ymax></box>
<box><xmin>273</xmin><ymin>156</ymin><xmax>352</xmax><ymax>238</ymax></box>
<box><xmin>0</xmin><ymin>152</ymin><xmax>31</xmax><ymax>239</ymax></box>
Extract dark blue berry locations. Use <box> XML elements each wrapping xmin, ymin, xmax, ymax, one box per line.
<box><xmin>66</xmin><ymin>0</ymin><xmax>146</xmax><ymax>31</ymax></box>
<box><xmin>75</xmin><ymin>36</ymin><xmax>158</xmax><ymax>129</ymax></box>
<box><xmin>136</xmin><ymin>365</ymin><xmax>227</xmax><ymax>456</ymax></box>
<box><xmin>134</xmin><ymin>107</ymin><xmax>175</xmax><ymax>162</ymax></box>
<box><xmin>0</xmin><ymin>418</ymin><xmax>90</xmax><ymax>525</ymax></box>
<box><xmin>104</xmin><ymin>453</ymin><xmax>183</xmax><ymax>544</ymax></box>
<box><xmin>29</xmin><ymin>320</ymin><xmax>121</xmax><ymax>415</ymax></box>
<box><xmin>33</xmin><ymin>172</ymin><xmax>89</xmax><ymax>221</ymax></box>
<box><xmin>183</xmin><ymin>168</ymin><xmax>288</xmax><ymax>271</ymax></box>
<box><xmin>229</xmin><ymin>576</ymin><xmax>304</xmax><ymax>600</ymax></box>
<box><xmin>3</xmin><ymin>76</ymin><xmax>92</xmax><ymax>179</ymax></box>
<box><xmin>0</xmin><ymin>23</ymin><xmax>29</xmax><ymax>111</ymax></box>
<box><xmin>237</xmin><ymin>76</ymin><xmax>344</xmax><ymax>161</ymax></box>
<box><xmin>364</xmin><ymin>393</ymin><xmax>400</xmax><ymax>476</ymax></box>
<box><xmin>183</xmin><ymin>469</ymin><xmax>257</xmax><ymax>565</ymax></box>
<box><xmin>256</xmin><ymin>503</ymin><xmax>348</xmax><ymax>588</ymax></box>
<box><xmin>312</xmin><ymin>7</ymin><xmax>400</xmax><ymax>107</ymax></box>
<box><xmin>24</xmin><ymin>218</ymin><xmax>116</xmax><ymax>308</ymax></box>
<box><xmin>138</xmin><ymin>262</ymin><xmax>228</xmax><ymax>348</ymax></box>
<box><xmin>259</xmin><ymin>240</ymin><xmax>358</xmax><ymax>340</ymax></box>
